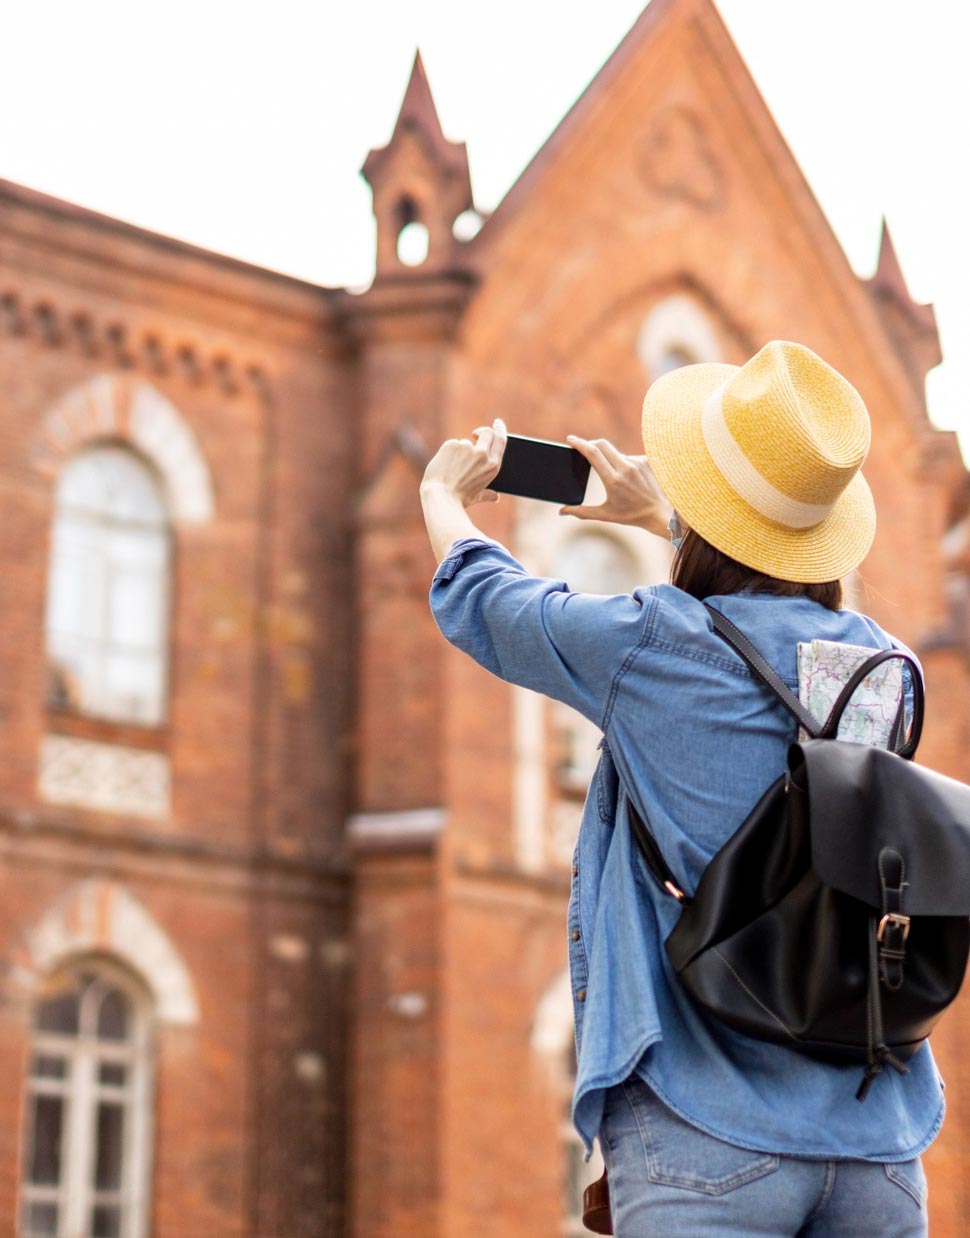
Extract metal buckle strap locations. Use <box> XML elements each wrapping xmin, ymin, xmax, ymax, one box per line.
<box><xmin>876</xmin><ymin>913</ymin><xmax>911</xmax><ymax>944</ymax></box>
<box><xmin>877</xmin><ymin>847</ymin><xmax>909</xmax><ymax>992</ymax></box>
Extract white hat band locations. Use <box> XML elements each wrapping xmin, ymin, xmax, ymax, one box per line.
<box><xmin>701</xmin><ymin>382</ymin><xmax>832</xmax><ymax>530</ymax></box>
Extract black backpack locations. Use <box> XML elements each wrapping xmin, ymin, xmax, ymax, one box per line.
<box><xmin>629</xmin><ymin>605</ymin><xmax>970</xmax><ymax>1099</ymax></box>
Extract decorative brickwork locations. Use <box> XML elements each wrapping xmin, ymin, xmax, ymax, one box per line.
<box><xmin>38</xmin><ymin>735</ymin><xmax>171</xmax><ymax>819</ymax></box>
<box><xmin>12</xmin><ymin>879</ymin><xmax>199</xmax><ymax>1026</ymax></box>
<box><xmin>31</xmin><ymin>373</ymin><xmax>214</xmax><ymax>523</ymax></box>
<box><xmin>0</xmin><ymin>286</ymin><xmax>263</xmax><ymax>394</ymax></box>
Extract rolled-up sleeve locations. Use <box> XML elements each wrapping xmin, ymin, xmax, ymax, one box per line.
<box><xmin>430</xmin><ymin>537</ymin><xmax>653</xmax><ymax>726</ymax></box>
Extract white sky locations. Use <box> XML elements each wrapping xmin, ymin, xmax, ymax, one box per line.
<box><xmin>1</xmin><ymin>1</ymin><xmax>968</xmax><ymax>451</ymax></box>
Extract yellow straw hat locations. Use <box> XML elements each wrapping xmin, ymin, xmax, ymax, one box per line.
<box><xmin>641</xmin><ymin>340</ymin><xmax>876</xmax><ymax>583</ymax></box>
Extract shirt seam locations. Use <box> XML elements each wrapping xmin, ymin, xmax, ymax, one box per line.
<box><xmin>646</xmin><ymin>634</ymin><xmax>800</xmax><ymax>688</ymax></box>
<box><xmin>600</xmin><ymin>591</ymin><xmax>660</xmax><ymax>732</ymax></box>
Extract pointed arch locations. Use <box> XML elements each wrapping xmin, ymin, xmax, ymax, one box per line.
<box><xmin>31</xmin><ymin>374</ymin><xmax>214</xmax><ymax>525</ymax></box>
<box><xmin>11</xmin><ymin>879</ymin><xmax>199</xmax><ymax>1026</ymax></box>
<box><xmin>637</xmin><ymin>290</ymin><xmax>724</xmax><ymax>378</ymax></box>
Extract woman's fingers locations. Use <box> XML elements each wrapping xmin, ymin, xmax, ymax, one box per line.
<box><xmin>488</xmin><ymin>419</ymin><xmax>507</xmax><ymax>464</ymax></box>
<box><xmin>474</xmin><ymin>426</ymin><xmax>495</xmax><ymax>456</ymax></box>
<box><xmin>567</xmin><ymin>435</ymin><xmax>618</xmax><ymax>479</ymax></box>
<box><xmin>473</xmin><ymin>421</ymin><xmax>507</xmax><ymax>475</ymax></box>
<box><xmin>591</xmin><ymin>438</ymin><xmax>628</xmax><ymax>470</ymax></box>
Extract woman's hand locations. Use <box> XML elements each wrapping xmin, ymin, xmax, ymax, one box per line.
<box><xmin>421</xmin><ymin>419</ymin><xmax>507</xmax><ymax>508</ymax></box>
<box><xmin>561</xmin><ymin>436</ymin><xmax>672</xmax><ymax>538</ymax></box>
<box><xmin>420</xmin><ymin>420</ymin><xmax>507</xmax><ymax>562</ymax></box>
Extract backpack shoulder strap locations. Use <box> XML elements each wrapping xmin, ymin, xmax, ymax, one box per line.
<box><xmin>704</xmin><ymin>605</ymin><xmax>823</xmax><ymax>738</ymax></box>
<box><xmin>820</xmin><ymin>647</ymin><xmax>924</xmax><ymax>759</ymax></box>
<box><xmin>628</xmin><ymin>605</ymin><xmax>816</xmax><ymax>903</ymax></box>
<box><xmin>627</xmin><ymin>798</ymin><xmax>690</xmax><ymax>903</ymax></box>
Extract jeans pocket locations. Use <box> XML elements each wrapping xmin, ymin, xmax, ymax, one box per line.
<box><xmin>621</xmin><ymin>1079</ymin><xmax>781</xmax><ymax>1197</ymax></box>
<box><xmin>884</xmin><ymin>1159</ymin><xmax>927</xmax><ymax>1209</ymax></box>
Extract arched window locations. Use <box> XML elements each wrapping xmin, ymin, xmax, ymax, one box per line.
<box><xmin>20</xmin><ymin>963</ymin><xmax>154</xmax><ymax>1238</ymax></box>
<box><xmin>44</xmin><ymin>446</ymin><xmax>170</xmax><ymax>726</ymax></box>
<box><xmin>655</xmin><ymin>343</ymin><xmax>698</xmax><ymax>376</ymax></box>
<box><xmin>637</xmin><ymin>294</ymin><xmax>722</xmax><ymax>380</ymax></box>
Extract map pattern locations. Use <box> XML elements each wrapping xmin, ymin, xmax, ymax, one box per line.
<box><xmin>796</xmin><ymin>640</ymin><xmax>904</xmax><ymax>747</ymax></box>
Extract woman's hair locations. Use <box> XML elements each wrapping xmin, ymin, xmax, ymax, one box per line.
<box><xmin>671</xmin><ymin>528</ymin><xmax>843</xmax><ymax>611</ymax></box>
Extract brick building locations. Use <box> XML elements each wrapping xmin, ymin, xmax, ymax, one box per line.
<box><xmin>1</xmin><ymin>0</ymin><xmax>968</xmax><ymax>1234</ymax></box>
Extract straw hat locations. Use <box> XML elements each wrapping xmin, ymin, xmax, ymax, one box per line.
<box><xmin>641</xmin><ymin>340</ymin><xmax>875</xmax><ymax>583</ymax></box>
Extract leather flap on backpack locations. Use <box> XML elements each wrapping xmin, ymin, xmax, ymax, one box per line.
<box><xmin>791</xmin><ymin>740</ymin><xmax>970</xmax><ymax>916</ymax></box>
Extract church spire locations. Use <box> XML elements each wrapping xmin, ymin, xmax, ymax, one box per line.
<box><xmin>865</xmin><ymin>218</ymin><xmax>941</xmax><ymax>394</ymax></box>
<box><xmin>362</xmin><ymin>51</ymin><xmax>473</xmax><ymax>278</ymax></box>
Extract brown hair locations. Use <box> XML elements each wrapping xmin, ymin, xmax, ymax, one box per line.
<box><xmin>671</xmin><ymin>529</ymin><xmax>843</xmax><ymax>611</ymax></box>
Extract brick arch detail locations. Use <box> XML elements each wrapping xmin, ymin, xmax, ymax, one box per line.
<box><xmin>637</xmin><ymin>291</ymin><xmax>725</xmax><ymax>376</ymax></box>
<box><xmin>559</xmin><ymin>273</ymin><xmax>753</xmax><ymax>369</ymax></box>
<box><xmin>31</xmin><ymin>373</ymin><xmax>214</xmax><ymax>525</ymax></box>
<box><xmin>11</xmin><ymin>878</ymin><xmax>200</xmax><ymax>1026</ymax></box>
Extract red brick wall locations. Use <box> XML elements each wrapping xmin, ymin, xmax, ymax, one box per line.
<box><xmin>0</xmin><ymin>182</ymin><xmax>353</xmax><ymax>1235</ymax></box>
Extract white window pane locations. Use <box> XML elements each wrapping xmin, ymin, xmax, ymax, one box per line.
<box><xmin>59</xmin><ymin>448</ymin><xmax>166</xmax><ymax>525</ymax></box>
<box><xmin>47</xmin><ymin>529</ymin><xmax>104</xmax><ymax>645</ymax></box>
<box><xmin>107</xmin><ymin>571</ymin><xmax>166</xmax><ymax>650</ymax></box>
<box><xmin>107</xmin><ymin>525</ymin><xmax>168</xmax><ymax>568</ymax></box>
<box><xmin>46</xmin><ymin>446</ymin><xmax>170</xmax><ymax>724</ymax></box>
<box><xmin>101</xmin><ymin>653</ymin><xmax>163</xmax><ymax>723</ymax></box>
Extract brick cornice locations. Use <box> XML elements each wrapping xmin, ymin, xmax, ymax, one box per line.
<box><xmin>0</xmin><ymin>177</ymin><xmax>340</xmax><ymax>340</ymax></box>
<box><xmin>0</xmin><ymin>284</ymin><xmax>270</xmax><ymax>397</ymax></box>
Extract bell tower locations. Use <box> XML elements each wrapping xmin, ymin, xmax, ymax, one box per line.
<box><xmin>342</xmin><ymin>50</ymin><xmax>479</xmax><ymax>1238</ymax></box>
<box><xmin>361</xmin><ymin>51</ymin><xmax>474</xmax><ymax>276</ymax></box>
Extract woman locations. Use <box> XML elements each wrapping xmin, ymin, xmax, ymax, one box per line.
<box><xmin>419</xmin><ymin>341</ymin><xmax>943</xmax><ymax>1237</ymax></box>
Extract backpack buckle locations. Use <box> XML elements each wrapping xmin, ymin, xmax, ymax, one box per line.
<box><xmin>877</xmin><ymin>912</ymin><xmax>910</xmax><ymax>943</ymax></box>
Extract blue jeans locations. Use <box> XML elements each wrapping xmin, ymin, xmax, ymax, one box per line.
<box><xmin>599</xmin><ymin>1078</ymin><xmax>928</xmax><ymax>1237</ymax></box>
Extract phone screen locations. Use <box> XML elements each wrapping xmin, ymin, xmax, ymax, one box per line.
<box><xmin>489</xmin><ymin>434</ymin><xmax>591</xmax><ymax>505</ymax></box>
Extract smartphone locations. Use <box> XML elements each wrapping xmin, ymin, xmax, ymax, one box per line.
<box><xmin>489</xmin><ymin>434</ymin><xmax>591</xmax><ymax>505</ymax></box>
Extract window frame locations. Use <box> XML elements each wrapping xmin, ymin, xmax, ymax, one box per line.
<box><xmin>19</xmin><ymin>960</ymin><xmax>156</xmax><ymax>1238</ymax></box>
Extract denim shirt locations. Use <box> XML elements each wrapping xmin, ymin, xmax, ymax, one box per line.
<box><xmin>430</xmin><ymin>537</ymin><xmax>945</xmax><ymax>1162</ymax></box>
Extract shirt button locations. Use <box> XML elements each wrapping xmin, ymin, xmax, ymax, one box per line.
<box><xmin>571</xmin><ymin>929</ymin><xmax>581</xmax><ymax>942</ymax></box>
<box><xmin>572</xmin><ymin>865</ymin><xmax>579</xmax><ymax>878</ymax></box>
<box><xmin>576</xmin><ymin>988</ymin><xmax>587</xmax><ymax>1002</ymax></box>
